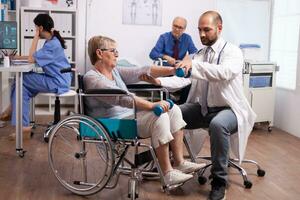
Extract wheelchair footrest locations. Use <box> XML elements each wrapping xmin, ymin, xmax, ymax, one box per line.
<box><xmin>134</xmin><ymin>150</ymin><xmax>153</xmax><ymax>166</ymax></box>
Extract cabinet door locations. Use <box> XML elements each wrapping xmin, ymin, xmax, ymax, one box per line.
<box><xmin>23</xmin><ymin>38</ymin><xmax>45</xmax><ymax>55</ymax></box>
<box><xmin>64</xmin><ymin>39</ymin><xmax>73</xmax><ymax>62</ymax></box>
<box><xmin>250</xmin><ymin>89</ymin><xmax>274</xmax><ymax>123</ymax></box>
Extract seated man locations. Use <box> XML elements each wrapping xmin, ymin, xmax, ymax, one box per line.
<box><xmin>149</xmin><ymin>16</ymin><xmax>197</xmax><ymax>66</ymax></box>
<box><xmin>83</xmin><ymin>35</ymin><xmax>205</xmax><ymax>186</ymax></box>
<box><xmin>148</xmin><ymin>16</ymin><xmax>198</xmax><ymax>104</ymax></box>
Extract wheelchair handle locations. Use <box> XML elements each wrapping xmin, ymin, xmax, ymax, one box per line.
<box><xmin>175</xmin><ymin>68</ymin><xmax>191</xmax><ymax>78</ymax></box>
<box><xmin>153</xmin><ymin>99</ymin><xmax>174</xmax><ymax>116</ymax></box>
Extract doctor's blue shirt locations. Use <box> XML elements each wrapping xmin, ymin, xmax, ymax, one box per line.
<box><xmin>33</xmin><ymin>36</ymin><xmax>71</xmax><ymax>94</ymax></box>
<box><xmin>149</xmin><ymin>32</ymin><xmax>198</xmax><ymax>61</ymax></box>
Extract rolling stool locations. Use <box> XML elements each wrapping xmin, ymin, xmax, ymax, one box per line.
<box><xmin>30</xmin><ymin>89</ymin><xmax>77</xmax><ymax>142</ymax></box>
<box><xmin>183</xmin><ymin>129</ymin><xmax>266</xmax><ymax>189</ymax></box>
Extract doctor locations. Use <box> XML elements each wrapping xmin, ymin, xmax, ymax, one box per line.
<box><xmin>0</xmin><ymin>13</ymin><xmax>71</xmax><ymax>139</ymax></box>
<box><xmin>177</xmin><ymin>11</ymin><xmax>256</xmax><ymax>200</ymax></box>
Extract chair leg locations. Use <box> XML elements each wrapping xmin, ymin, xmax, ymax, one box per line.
<box><xmin>230</xmin><ymin>158</ymin><xmax>266</xmax><ymax>177</ymax></box>
<box><xmin>183</xmin><ymin>135</ymin><xmax>197</xmax><ymax>162</ymax></box>
<box><xmin>54</xmin><ymin>96</ymin><xmax>61</xmax><ymax>124</ymax></box>
<box><xmin>229</xmin><ymin>160</ymin><xmax>253</xmax><ymax>189</ymax></box>
<box><xmin>30</xmin><ymin>97</ymin><xmax>36</xmax><ymax>128</ymax></box>
<box><xmin>43</xmin><ymin>96</ymin><xmax>61</xmax><ymax>143</ymax></box>
<box><xmin>49</xmin><ymin>96</ymin><xmax>52</xmax><ymax>113</ymax></box>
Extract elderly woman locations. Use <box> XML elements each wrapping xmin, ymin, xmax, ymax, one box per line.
<box><xmin>84</xmin><ymin>36</ymin><xmax>205</xmax><ymax>186</ymax></box>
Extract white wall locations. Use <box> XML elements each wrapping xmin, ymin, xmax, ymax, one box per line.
<box><xmin>274</xmin><ymin>35</ymin><xmax>300</xmax><ymax>138</ymax></box>
<box><xmin>79</xmin><ymin>0</ymin><xmax>271</xmax><ymax>71</ymax></box>
<box><xmin>216</xmin><ymin>0</ymin><xmax>271</xmax><ymax>60</ymax></box>
<box><xmin>274</xmin><ymin>89</ymin><xmax>300</xmax><ymax>137</ymax></box>
<box><xmin>83</xmin><ymin>0</ymin><xmax>215</xmax><ymax>70</ymax></box>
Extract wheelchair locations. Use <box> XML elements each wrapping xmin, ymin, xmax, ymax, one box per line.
<box><xmin>47</xmin><ymin>74</ymin><xmax>181</xmax><ymax>199</ymax></box>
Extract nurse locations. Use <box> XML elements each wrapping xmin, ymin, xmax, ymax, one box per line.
<box><xmin>0</xmin><ymin>13</ymin><xmax>71</xmax><ymax>138</ymax></box>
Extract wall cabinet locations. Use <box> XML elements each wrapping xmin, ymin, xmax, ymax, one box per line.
<box><xmin>243</xmin><ymin>61</ymin><xmax>279</xmax><ymax>131</ymax></box>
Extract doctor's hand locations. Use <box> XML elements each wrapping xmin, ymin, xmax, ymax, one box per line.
<box><xmin>175</xmin><ymin>57</ymin><xmax>192</xmax><ymax>74</ymax></box>
<box><xmin>139</xmin><ymin>74</ymin><xmax>161</xmax><ymax>86</ymax></box>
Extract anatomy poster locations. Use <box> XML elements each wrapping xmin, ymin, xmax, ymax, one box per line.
<box><xmin>123</xmin><ymin>0</ymin><xmax>162</xmax><ymax>26</ymax></box>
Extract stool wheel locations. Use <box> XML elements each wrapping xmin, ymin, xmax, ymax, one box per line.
<box><xmin>197</xmin><ymin>176</ymin><xmax>207</xmax><ymax>185</ymax></box>
<box><xmin>257</xmin><ymin>169</ymin><xmax>266</xmax><ymax>177</ymax></box>
<box><xmin>244</xmin><ymin>180</ymin><xmax>252</xmax><ymax>189</ymax></box>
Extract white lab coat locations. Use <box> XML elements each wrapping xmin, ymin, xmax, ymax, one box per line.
<box><xmin>186</xmin><ymin>38</ymin><xmax>256</xmax><ymax>163</ymax></box>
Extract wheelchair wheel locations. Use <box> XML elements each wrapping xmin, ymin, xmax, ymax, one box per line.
<box><xmin>48</xmin><ymin>115</ymin><xmax>115</xmax><ymax>196</ymax></box>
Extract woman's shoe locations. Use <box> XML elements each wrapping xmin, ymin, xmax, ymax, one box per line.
<box><xmin>163</xmin><ymin>169</ymin><xmax>193</xmax><ymax>186</ymax></box>
<box><xmin>8</xmin><ymin>126</ymin><xmax>33</xmax><ymax>141</ymax></box>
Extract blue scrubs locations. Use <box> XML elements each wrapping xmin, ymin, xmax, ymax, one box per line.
<box><xmin>11</xmin><ymin>36</ymin><xmax>71</xmax><ymax>126</ymax></box>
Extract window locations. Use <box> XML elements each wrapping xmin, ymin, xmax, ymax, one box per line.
<box><xmin>270</xmin><ymin>0</ymin><xmax>300</xmax><ymax>89</ymax></box>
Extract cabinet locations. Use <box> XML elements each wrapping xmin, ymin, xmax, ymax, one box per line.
<box><xmin>19</xmin><ymin>7</ymin><xmax>78</xmax><ymax>107</ymax></box>
<box><xmin>0</xmin><ymin>0</ymin><xmax>18</xmax><ymax>113</ymax></box>
<box><xmin>243</xmin><ymin>61</ymin><xmax>279</xmax><ymax>131</ymax></box>
<box><xmin>20</xmin><ymin>7</ymin><xmax>77</xmax><ymax>66</ymax></box>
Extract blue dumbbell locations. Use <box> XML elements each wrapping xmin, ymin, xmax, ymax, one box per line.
<box><xmin>176</xmin><ymin>68</ymin><xmax>191</xmax><ymax>78</ymax></box>
<box><xmin>153</xmin><ymin>99</ymin><xmax>174</xmax><ymax>116</ymax></box>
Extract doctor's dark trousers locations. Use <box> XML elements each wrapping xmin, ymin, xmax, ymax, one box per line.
<box><xmin>180</xmin><ymin>103</ymin><xmax>238</xmax><ymax>184</ymax></box>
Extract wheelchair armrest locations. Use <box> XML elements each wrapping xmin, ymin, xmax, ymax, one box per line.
<box><xmin>127</xmin><ymin>84</ymin><xmax>163</xmax><ymax>89</ymax></box>
<box><xmin>85</xmin><ymin>89</ymin><xmax>127</xmax><ymax>95</ymax></box>
<box><xmin>127</xmin><ymin>83</ymin><xmax>169</xmax><ymax>100</ymax></box>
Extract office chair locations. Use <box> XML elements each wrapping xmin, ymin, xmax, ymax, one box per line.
<box><xmin>30</xmin><ymin>67</ymin><xmax>76</xmax><ymax>142</ymax></box>
<box><xmin>183</xmin><ymin>129</ymin><xmax>266</xmax><ymax>189</ymax></box>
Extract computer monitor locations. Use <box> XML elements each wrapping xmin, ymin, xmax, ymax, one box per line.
<box><xmin>0</xmin><ymin>21</ymin><xmax>17</xmax><ymax>49</ymax></box>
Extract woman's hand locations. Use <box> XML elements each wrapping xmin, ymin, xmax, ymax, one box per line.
<box><xmin>139</xmin><ymin>74</ymin><xmax>161</xmax><ymax>86</ymax></box>
<box><xmin>34</xmin><ymin>27</ymin><xmax>40</xmax><ymax>39</ymax></box>
<box><xmin>152</xmin><ymin>100</ymin><xmax>170</xmax><ymax>112</ymax></box>
<box><xmin>28</xmin><ymin>27</ymin><xmax>40</xmax><ymax>63</ymax></box>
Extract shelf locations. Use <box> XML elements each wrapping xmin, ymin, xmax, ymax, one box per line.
<box><xmin>21</xmin><ymin>7</ymin><xmax>76</xmax><ymax>13</ymax></box>
<box><xmin>8</xmin><ymin>10</ymin><xmax>16</xmax><ymax>13</ymax></box>
<box><xmin>24</xmin><ymin>35</ymin><xmax>76</xmax><ymax>38</ymax></box>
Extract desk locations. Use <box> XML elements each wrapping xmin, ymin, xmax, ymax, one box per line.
<box><xmin>0</xmin><ymin>64</ymin><xmax>34</xmax><ymax>157</ymax></box>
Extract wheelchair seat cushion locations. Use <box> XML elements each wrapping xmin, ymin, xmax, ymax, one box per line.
<box><xmin>79</xmin><ymin>118</ymin><xmax>138</xmax><ymax>140</ymax></box>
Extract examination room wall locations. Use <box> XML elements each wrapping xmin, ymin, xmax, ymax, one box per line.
<box><xmin>83</xmin><ymin>0</ymin><xmax>214</xmax><ymax>69</ymax></box>
<box><xmin>75</xmin><ymin>0</ymin><xmax>300</xmax><ymax>138</ymax></box>
<box><xmin>274</xmin><ymin>50</ymin><xmax>300</xmax><ymax>138</ymax></box>
<box><xmin>81</xmin><ymin>0</ymin><xmax>271</xmax><ymax>70</ymax></box>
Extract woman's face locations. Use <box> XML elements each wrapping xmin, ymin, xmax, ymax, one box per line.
<box><xmin>99</xmin><ymin>42</ymin><xmax>119</xmax><ymax>69</ymax></box>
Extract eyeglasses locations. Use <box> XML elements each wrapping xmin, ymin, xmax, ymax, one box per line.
<box><xmin>173</xmin><ymin>24</ymin><xmax>185</xmax><ymax>30</ymax></box>
<box><xmin>100</xmin><ymin>48</ymin><xmax>119</xmax><ymax>54</ymax></box>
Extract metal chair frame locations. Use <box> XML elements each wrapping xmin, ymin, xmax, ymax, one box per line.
<box><xmin>48</xmin><ymin>75</ymin><xmax>179</xmax><ymax>199</ymax></box>
<box><xmin>183</xmin><ymin>131</ymin><xmax>266</xmax><ymax>189</ymax></box>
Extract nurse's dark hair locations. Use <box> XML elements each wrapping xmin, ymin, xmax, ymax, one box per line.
<box><xmin>34</xmin><ymin>13</ymin><xmax>66</xmax><ymax>49</ymax></box>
